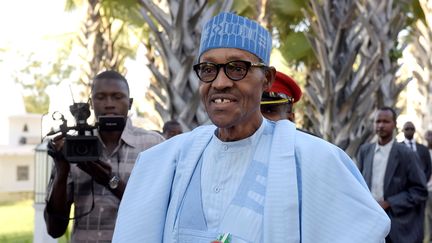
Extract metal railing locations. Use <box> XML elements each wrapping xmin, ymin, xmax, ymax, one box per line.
<box><xmin>34</xmin><ymin>140</ymin><xmax>53</xmax><ymax>204</ymax></box>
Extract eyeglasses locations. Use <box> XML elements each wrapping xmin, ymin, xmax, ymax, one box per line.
<box><xmin>193</xmin><ymin>60</ymin><xmax>267</xmax><ymax>83</ymax></box>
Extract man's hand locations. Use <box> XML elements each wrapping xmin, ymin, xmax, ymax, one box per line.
<box><xmin>77</xmin><ymin>160</ymin><xmax>125</xmax><ymax>199</ymax></box>
<box><xmin>47</xmin><ymin>135</ymin><xmax>70</xmax><ymax>175</ymax></box>
<box><xmin>77</xmin><ymin>160</ymin><xmax>112</xmax><ymax>187</ymax></box>
<box><xmin>378</xmin><ymin>200</ymin><xmax>390</xmax><ymax>210</ymax></box>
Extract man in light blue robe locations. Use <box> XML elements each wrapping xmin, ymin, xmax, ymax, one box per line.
<box><xmin>113</xmin><ymin>12</ymin><xmax>390</xmax><ymax>243</ymax></box>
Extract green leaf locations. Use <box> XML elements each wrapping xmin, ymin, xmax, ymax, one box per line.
<box><xmin>232</xmin><ymin>0</ymin><xmax>257</xmax><ymax>17</ymax></box>
<box><xmin>279</xmin><ymin>32</ymin><xmax>315</xmax><ymax>65</ymax></box>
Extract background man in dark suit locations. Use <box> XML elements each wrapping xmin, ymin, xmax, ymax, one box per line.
<box><xmin>402</xmin><ymin>121</ymin><xmax>432</xmax><ymax>180</ymax></box>
<box><xmin>357</xmin><ymin>107</ymin><xmax>427</xmax><ymax>243</ymax></box>
<box><xmin>424</xmin><ymin>130</ymin><xmax>432</xmax><ymax>242</ymax></box>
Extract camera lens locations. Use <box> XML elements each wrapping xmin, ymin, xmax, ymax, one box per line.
<box><xmin>74</xmin><ymin>144</ymin><xmax>90</xmax><ymax>156</ymax></box>
<box><xmin>64</xmin><ymin>136</ymin><xmax>100</xmax><ymax>162</ymax></box>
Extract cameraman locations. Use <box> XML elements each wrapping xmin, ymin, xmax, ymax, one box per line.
<box><xmin>44</xmin><ymin>70</ymin><xmax>164</xmax><ymax>242</ymax></box>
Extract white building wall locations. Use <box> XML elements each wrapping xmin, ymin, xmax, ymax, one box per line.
<box><xmin>0</xmin><ymin>151</ymin><xmax>34</xmax><ymax>193</ymax></box>
<box><xmin>9</xmin><ymin>114</ymin><xmax>42</xmax><ymax>146</ymax></box>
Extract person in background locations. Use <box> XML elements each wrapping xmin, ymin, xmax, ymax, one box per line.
<box><xmin>401</xmin><ymin>121</ymin><xmax>432</xmax><ymax>180</ymax></box>
<box><xmin>113</xmin><ymin>12</ymin><xmax>390</xmax><ymax>243</ymax></box>
<box><xmin>162</xmin><ymin>120</ymin><xmax>183</xmax><ymax>139</ymax></box>
<box><xmin>357</xmin><ymin>107</ymin><xmax>427</xmax><ymax>243</ymax></box>
<box><xmin>426</xmin><ymin>130</ymin><xmax>432</xmax><ymax>161</ymax></box>
<box><xmin>44</xmin><ymin>70</ymin><xmax>164</xmax><ymax>243</ymax></box>
<box><xmin>260</xmin><ymin>71</ymin><xmax>301</xmax><ymax>122</ymax></box>
<box><xmin>401</xmin><ymin>121</ymin><xmax>432</xmax><ymax>243</ymax></box>
<box><xmin>424</xmin><ymin>130</ymin><xmax>432</xmax><ymax>242</ymax></box>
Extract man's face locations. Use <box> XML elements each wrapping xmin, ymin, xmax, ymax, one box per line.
<box><xmin>402</xmin><ymin>122</ymin><xmax>415</xmax><ymax>140</ymax></box>
<box><xmin>260</xmin><ymin>103</ymin><xmax>292</xmax><ymax>122</ymax></box>
<box><xmin>199</xmin><ymin>48</ymin><xmax>272</xmax><ymax>130</ymax></box>
<box><xmin>374</xmin><ymin>110</ymin><xmax>396</xmax><ymax>140</ymax></box>
<box><xmin>90</xmin><ymin>78</ymin><xmax>131</xmax><ymax>119</ymax></box>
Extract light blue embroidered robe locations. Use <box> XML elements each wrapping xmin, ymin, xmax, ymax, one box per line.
<box><xmin>177</xmin><ymin>121</ymin><xmax>270</xmax><ymax>243</ymax></box>
<box><xmin>113</xmin><ymin>120</ymin><xmax>390</xmax><ymax>243</ymax></box>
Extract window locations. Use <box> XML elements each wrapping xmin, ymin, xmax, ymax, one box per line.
<box><xmin>17</xmin><ymin>166</ymin><xmax>29</xmax><ymax>181</ymax></box>
<box><xmin>19</xmin><ymin>136</ymin><xmax>27</xmax><ymax>145</ymax></box>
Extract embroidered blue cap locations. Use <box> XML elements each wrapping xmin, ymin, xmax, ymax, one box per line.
<box><xmin>198</xmin><ymin>12</ymin><xmax>272</xmax><ymax>65</ymax></box>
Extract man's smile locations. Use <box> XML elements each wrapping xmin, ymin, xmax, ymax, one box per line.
<box><xmin>213</xmin><ymin>98</ymin><xmax>233</xmax><ymax>104</ymax></box>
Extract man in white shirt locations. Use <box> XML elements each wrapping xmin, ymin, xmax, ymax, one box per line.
<box><xmin>370</xmin><ymin>139</ymin><xmax>392</xmax><ymax>202</ymax></box>
<box><xmin>358</xmin><ymin>107</ymin><xmax>428</xmax><ymax>243</ymax></box>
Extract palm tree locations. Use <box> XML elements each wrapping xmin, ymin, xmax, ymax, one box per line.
<box><xmin>66</xmin><ymin>0</ymin><xmax>141</xmax><ymax>89</ymax></box>
<box><xmin>300</xmin><ymin>0</ymin><xmax>411</xmax><ymax>157</ymax></box>
<box><xmin>133</xmin><ymin>0</ymin><xmax>233</xmax><ymax>129</ymax></box>
<box><xmin>270</xmin><ymin>0</ymin><xmax>314</xmax><ymax>66</ymax></box>
<box><xmin>409</xmin><ymin>0</ymin><xmax>432</xmax><ymax>135</ymax></box>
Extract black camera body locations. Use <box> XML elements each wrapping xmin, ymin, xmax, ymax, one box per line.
<box><xmin>63</xmin><ymin>135</ymin><xmax>100</xmax><ymax>162</ymax></box>
<box><xmin>48</xmin><ymin>102</ymin><xmax>127</xmax><ymax>163</ymax></box>
<box><xmin>62</xmin><ymin>102</ymin><xmax>100</xmax><ymax>163</ymax></box>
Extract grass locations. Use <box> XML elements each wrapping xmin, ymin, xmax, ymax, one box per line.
<box><xmin>0</xmin><ymin>200</ymin><xmax>33</xmax><ymax>243</ymax></box>
<box><xmin>0</xmin><ymin>199</ymin><xmax>69</xmax><ymax>243</ymax></box>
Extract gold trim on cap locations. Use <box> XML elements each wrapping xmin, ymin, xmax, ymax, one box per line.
<box><xmin>260</xmin><ymin>98</ymin><xmax>291</xmax><ymax>105</ymax></box>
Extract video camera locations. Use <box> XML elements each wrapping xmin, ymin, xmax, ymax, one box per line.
<box><xmin>47</xmin><ymin>102</ymin><xmax>126</xmax><ymax>163</ymax></box>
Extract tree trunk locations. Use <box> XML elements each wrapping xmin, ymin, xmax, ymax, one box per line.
<box><xmin>76</xmin><ymin>0</ymin><xmax>131</xmax><ymax>89</ymax></box>
<box><xmin>409</xmin><ymin>0</ymin><xmax>432</xmax><ymax>135</ymax></box>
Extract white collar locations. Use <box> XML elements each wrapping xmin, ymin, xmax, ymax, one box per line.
<box><xmin>375</xmin><ymin>139</ymin><xmax>394</xmax><ymax>153</ymax></box>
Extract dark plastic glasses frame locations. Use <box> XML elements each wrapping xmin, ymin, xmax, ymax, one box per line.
<box><xmin>193</xmin><ymin>60</ymin><xmax>267</xmax><ymax>83</ymax></box>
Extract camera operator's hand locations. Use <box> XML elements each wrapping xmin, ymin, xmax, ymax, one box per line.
<box><xmin>76</xmin><ymin>160</ymin><xmax>112</xmax><ymax>186</ymax></box>
<box><xmin>77</xmin><ymin>160</ymin><xmax>125</xmax><ymax>199</ymax></box>
<box><xmin>47</xmin><ymin>135</ymin><xmax>70</xmax><ymax>175</ymax></box>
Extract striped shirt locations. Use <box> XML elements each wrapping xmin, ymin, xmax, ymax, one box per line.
<box><xmin>201</xmin><ymin>121</ymin><xmax>265</xmax><ymax>230</ymax></box>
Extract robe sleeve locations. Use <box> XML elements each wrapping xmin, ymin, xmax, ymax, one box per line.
<box><xmin>296</xmin><ymin>131</ymin><xmax>390</xmax><ymax>243</ymax></box>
